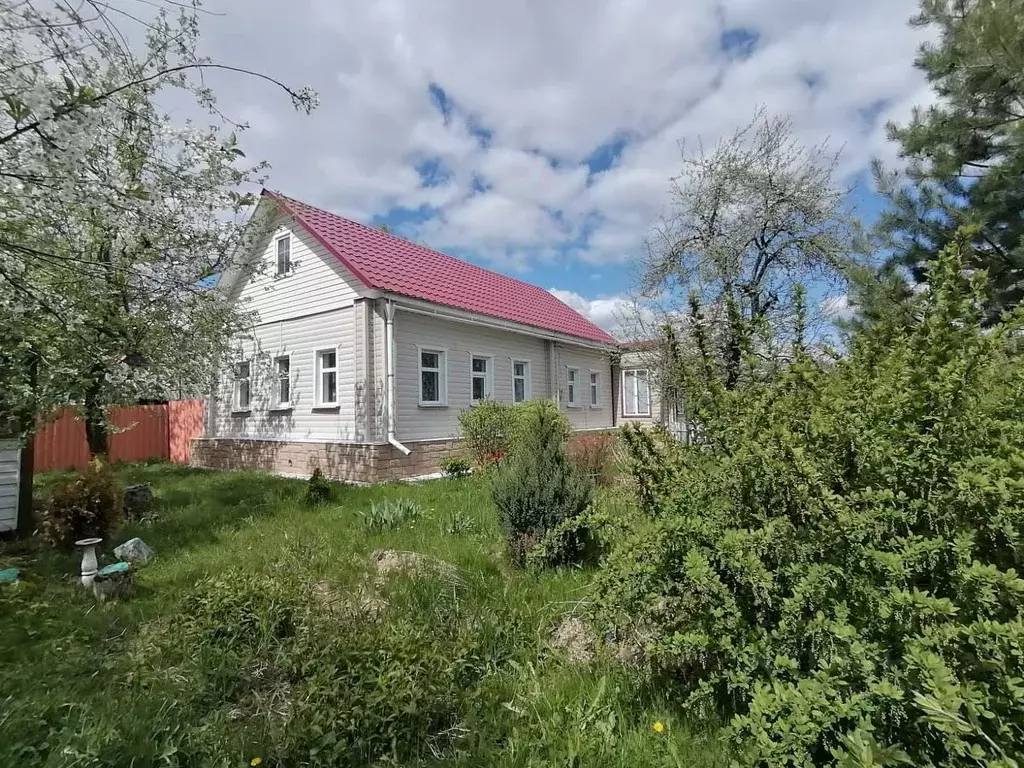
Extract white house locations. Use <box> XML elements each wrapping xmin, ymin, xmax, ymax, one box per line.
<box><xmin>192</xmin><ymin>191</ymin><xmax>621</xmax><ymax>482</ymax></box>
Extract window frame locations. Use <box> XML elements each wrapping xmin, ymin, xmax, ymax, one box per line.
<box><xmin>271</xmin><ymin>354</ymin><xmax>292</xmax><ymax>410</ymax></box>
<box><xmin>566</xmin><ymin>366</ymin><xmax>581</xmax><ymax>408</ymax></box>
<box><xmin>231</xmin><ymin>359</ymin><xmax>251</xmax><ymax>414</ymax></box>
<box><xmin>418</xmin><ymin>346</ymin><xmax>448</xmax><ymax>407</ymax></box>
<box><xmin>622</xmin><ymin>368</ymin><xmax>651</xmax><ymax>417</ymax></box>
<box><xmin>314</xmin><ymin>347</ymin><xmax>339</xmax><ymax>408</ymax></box>
<box><xmin>512</xmin><ymin>359</ymin><xmax>532</xmax><ymax>404</ymax></box>
<box><xmin>275</xmin><ymin>233</ymin><xmax>292</xmax><ymax>277</ymax></box>
<box><xmin>470</xmin><ymin>353</ymin><xmax>493</xmax><ymax>405</ymax></box>
<box><xmin>589</xmin><ymin>369</ymin><xmax>601</xmax><ymax>409</ymax></box>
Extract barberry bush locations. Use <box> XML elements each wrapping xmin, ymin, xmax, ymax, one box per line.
<box><xmin>595</xmin><ymin>232</ymin><xmax>1024</xmax><ymax>766</ymax></box>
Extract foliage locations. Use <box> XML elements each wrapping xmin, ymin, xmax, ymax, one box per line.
<box><xmin>39</xmin><ymin>458</ymin><xmax>124</xmax><ymax>548</ymax></box>
<box><xmin>303</xmin><ymin>467</ymin><xmax>333</xmax><ymax>507</ymax></box>
<box><xmin>359</xmin><ymin>498</ymin><xmax>422</xmax><ymax>532</ymax></box>
<box><xmin>457</xmin><ymin>399</ymin><xmax>572</xmax><ymax>468</ymax></box>
<box><xmin>595</xmin><ymin>233</ymin><xmax>1024</xmax><ymax>766</ymax></box>
<box><xmin>2</xmin><ymin>462</ymin><xmax>729</xmax><ymax>767</ymax></box>
<box><xmin>639</xmin><ymin>107</ymin><xmax>860</xmax><ymax>383</ymax></box>
<box><xmin>0</xmin><ymin>1</ymin><xmax>316</xmax><ymax>452</ymax></box>
<box><xmin>440</xmin><ymin>457</ymin><xmax>472</xmax><ymax>478</ymax></box>
<box><xmin>458</xmin><ymin>399</ymin><xmax>518</xmax><ymax>467</ymax></box>
<box><xmin>877</xmin><ymin>0</ymin><xmax>1024</xmax><ymax>320</ymax></box>
<box><xmin>492</xmin><ymin>400</ymin><xmax>593</xmax><ymax>567</ymax></box>
<box><xmin>568</xmin><ymin>432</ymin><xmax>618</xmax><ymax>487</ymax></box>
<box><xmin>443</xmin><ymin>510</ymin><xmax>477</xmax><ymax>535</ymax></box>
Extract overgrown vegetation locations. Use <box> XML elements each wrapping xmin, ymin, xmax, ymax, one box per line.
<box><xmin>596</xmin><ymin>234</ymin><xmax>1024</xmax><ymax>765</ymax></box>
<box><xmin>492</xmin><ymin>400</ymin><xmax>593</xmax><ymax>567</ymax></box>
<box><xmin>568</xmin><ymin>433</ymin><xmax>618</xmax><ymax>487</ymax></box>
<box><xmin>358</xmin><ymin>498</ymin><xmax>422</xmax><ymax>531</ymax></box>
<box><xmin>440</xmin><ymin>457</ymin><xmax>472</xmax><ymax>478</ymax></box>
<box><xmin>458</xmin><ymin>399</ymin><xmax>518</xmax><ymax>467</ymax></box>
<box><xmin>303</xmin><ymin>467</ymin><xmax>333</xmax><ymax>507</ymax></box>
<box><xmin>39</xmin><ymin>458</ymin><xmax>124</xmax><ymax>548</ymax></box>
<box><xmin>0</xmin><ymin>463</ymin><xmax>725</xmax><ymax>767</ymax></box>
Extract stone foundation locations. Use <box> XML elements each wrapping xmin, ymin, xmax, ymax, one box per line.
<box><xmin>190</xmin><ymin>438</ymin><xmax>462</xmax><ymax>484</ymax></box>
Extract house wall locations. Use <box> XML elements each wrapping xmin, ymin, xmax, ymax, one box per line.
<box><xmin>554</xmin><ymin>345</ymin><xmax>616</xmax><ymax>430</ymax></box>
<box><xmin>0</xmin><ymin>439</ymin><xmax>19</xmax><ymax>533</ymax></box>
<box><xmin>209</xmin><ymin>307</ymin><xmax>360</xmax><ymax>442</ymax></box>
<box><xmin>617</xmin><ymin>350</ymin><xmax>662</xmax><ymax>425</ymax></box>
<box><xmin>391</xmin><ymin>308</ymin><xmax>614</xmax><ymax>442</ymax></box>
<box><xmin>234</xmin><ymin>210</ymin><xmax>361</xmax><ymax>324</ymax></box>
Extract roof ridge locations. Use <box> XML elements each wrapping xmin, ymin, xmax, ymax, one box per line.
<box><xmin>266</xmin><ymin>189</ymin><xmax>571</xmax><ymax>298</ymax></box>
<box><xmin>260</xmin><ymin>188</ymin><xmax>618</xmax><ymax>345</ymax></box>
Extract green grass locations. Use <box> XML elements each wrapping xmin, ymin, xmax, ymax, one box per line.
<box><xmin>0</xmin><ymin>463</ymin><xmax>729</xmax><ymax>767</ymax></box>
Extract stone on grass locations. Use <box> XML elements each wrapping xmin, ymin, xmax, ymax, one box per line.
<box><xmin>0</xmin><ymin>567</ymin><xmax>19</xmax><ymax>584</ymax></box>
<box><xmin>124</xmin><ymin>484</ymin><xmax>154</xmax><ymax>521</ymax></box>
<box><xmin>93</xmin><ymin>561</ymin><xmax>135</xmax><ymax>601</ymax></box>
<box><xmin>369</xmin><ymin>549</ymin><xmax>454</xmax><ymax>578</ymax></box>
<box><xmin>551</xmin><ymin>616</ymin><xmax>596</xmax><ymax>664</ymax></box>
<box><xmin>114</xmin><ymin>537</ymin><xmax>153</xmax><ymax>563</ymax></box>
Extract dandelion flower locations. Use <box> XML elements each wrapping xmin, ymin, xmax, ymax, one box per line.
<box><xmin>653</xmin><ymin>721</ymin><xmax>665</xmax><ymax>734</ymax></box>
<box><xmin>250</xmin><ymin>759</ymin><xmax>262</xmax><ymax>767</ymax></box>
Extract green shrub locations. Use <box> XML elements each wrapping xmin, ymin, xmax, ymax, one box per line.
<box><xmin>303</xmin><ymin>467</ymin><xmax>333</xmax><ymax>507</ymax></box>
<box><xmin>594</xmin><ymin>234</ymin><xmax>1024</xmax><ymax>766</ymax></box>
<box><xmin>39</xmin><ymin>458</ymin><xmax>124</xmax><ymax>548</ymax></box>
<box><xmin>359</xmin><ymin>498</ymin><xmax>421</xmax><ymax>532</ymax></box>
<box><xmin>440</xmin><ymin>457</ymin><xmax>472</xmax><ymax>478</ymax></box>
<box><xmin>492</xmin><ymin>399</ymin><xmax>593</xmax><ymax>567</ymax></box>
<box><xmin>457</xmin><ymin>399</ymin><xmax>517</xmax><ymax>466</ymax></box>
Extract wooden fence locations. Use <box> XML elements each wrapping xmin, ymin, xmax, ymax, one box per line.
<box><xmin>34</xmin><ymin>400</ymin><xmax>205</xmax><ymax>472</ymax></box>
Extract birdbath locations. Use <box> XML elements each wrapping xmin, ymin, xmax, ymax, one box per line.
<box><xmin>74</xmin><ymin>537</ymin><xmax>102</xmax><ymax>588</ymax></box>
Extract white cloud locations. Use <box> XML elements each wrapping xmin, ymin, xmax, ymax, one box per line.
<box><xmin>190</xmin><ymin>0</ymin><xmax>929</xmax><ymax>270</ymax></box>
<box><xmin>820</xmin><ymin>294</ymin><xmax>853</xmax><ymax>320</ymax></box>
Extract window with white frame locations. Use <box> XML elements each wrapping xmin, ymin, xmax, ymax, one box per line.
<box><xmin>273</xmin><ymin>355</ymin><xmax>291</xmax><ymax>408</ymax></box>
<box><xmin>512</xmin><ymin>360</ymin><xmax>531</xmax><ymax>403</ymax></box>
<box><xmin>589</xmin><ymin>371</ymin><xmax>600</xmax><ymax>407</ymax></box>
<box><xmin>419</xmin><ymin>349</ymin><xmax>446</xmax><ymax>405</ymax></box>
<box><xmin>622</xmin><ymin>369</ymin><xmax>651</xmax><ymax>417</ymax></box>
<box><xmin>471</xmin><ymin>355</ymin><xmax>491</xmax><ymax>403</ymax></box>
<box><xmin>566</xmin><ymin>367</ymin><xmax>580</xmax><ymax>407</ymax></box>
<box><xmin>232</xmin><ymin>360</ymin><xmax>251</xmax><ymax>412</ymax></box>
<box><xmin>275</xmin><ymin>234</ymin><xmax>291</xmax><ymax>276</ymax></box>
<box><xmin>315</xmin><ymin>349</ymin><xmax>338</xmax><ymax>406</ymax></box>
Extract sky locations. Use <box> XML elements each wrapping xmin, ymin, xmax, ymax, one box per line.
<box><xmin>189</xmin><ymin>0</ymin><xmax>933</xmax><ymax>334</ymax></box>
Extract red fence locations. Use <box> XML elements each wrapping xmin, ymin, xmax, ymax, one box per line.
<box><xmin>34</xmin><ymin>400</ymin><xmax>205</xmax><ymax>472</ymax></box>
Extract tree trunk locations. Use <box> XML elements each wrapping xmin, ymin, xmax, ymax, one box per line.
<box><xmin>14</xmin><ymin>346</ymin><xmax>39</xmax><ymax>538</ymax></box>
<box><xmin>84</xmin><ymin>364</ymin><xmax>109</xmax><ymax>458</ymax></box>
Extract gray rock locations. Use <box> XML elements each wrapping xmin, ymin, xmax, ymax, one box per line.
<box><xmin>93</xmin><ymin>562</ymin><xmax>135</xmax><ymax>601</ymax></box>
<box><xmin>114</xmin><ymin>537</ymin><xmax>153</xmax><ymax>563</ymax></box>
<box><xmin>124</xmin><ymin>484</ymin><xmax>154</xmax><ymax>521</ymax></box>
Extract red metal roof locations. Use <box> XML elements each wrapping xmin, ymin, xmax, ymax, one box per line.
<box><xmin>263</xmin><ymin>190</ymin><xmax>617</xmax><ymax>345</ymax></box>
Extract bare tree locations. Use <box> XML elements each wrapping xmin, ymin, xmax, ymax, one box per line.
<box><xmin>638</xmin><ymin>108</ymin><xmax>861</xmax><ymax>386</ymax></box>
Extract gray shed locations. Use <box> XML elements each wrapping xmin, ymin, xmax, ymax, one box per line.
<box><xmin>0</xmin><ymin>439</ymin><xmax>21</xmax><ymax>532</ymax></box>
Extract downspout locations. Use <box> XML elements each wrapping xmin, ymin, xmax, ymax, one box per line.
<box><xmin>383</xmin><ymin>300</ymin><xmax>411</xmax><ymax>455</ymax></box>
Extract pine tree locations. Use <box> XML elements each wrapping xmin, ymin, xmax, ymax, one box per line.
<box><xmin>878</xmin><ymin>0</ymin><xmax>1024</xmax><ymax>319</ymax></box>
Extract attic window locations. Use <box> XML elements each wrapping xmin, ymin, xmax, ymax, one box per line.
<box><xmin>275</xmin><ymin>234</ymin><xmax>291</xmax><ymax>276</ymax></box>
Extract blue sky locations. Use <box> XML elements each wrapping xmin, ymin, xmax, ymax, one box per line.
<box><xmin>194</xmin><ymin>0</ymin><xmax>932</xmax><ymax>333</ymax></box>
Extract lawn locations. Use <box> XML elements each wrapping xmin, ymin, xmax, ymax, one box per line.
<box><xmin>0</xmin><ymin>463</ymin><xmax>729</xmax><ymax>767</ymax></box>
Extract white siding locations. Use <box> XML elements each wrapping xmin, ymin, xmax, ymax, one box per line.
<box><xmin>555</xmin><ymin>346</ymin><xmax>616</xmax><ymax>430</ymax></box>
<box><xmin>209</xmin><ymin>308</ymin><xmax>359</xmax><ymax>441</ymax></box>
<box><xmin>391</xmin><ymin>309</ymin><xmax>614</xmax><ymax>442</ymax></box>
<box><xmin>234</xmin><ymin>211</ymin><xmax>362</xmax><ymax>325</ymax></box>
<box><xmin>0</xmin><ymin>439</ymin><xmax>20</xmax><ymax>532</ymax></box>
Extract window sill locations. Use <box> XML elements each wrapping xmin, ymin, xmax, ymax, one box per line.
<box><xmin>418</xmin><ymin>402</ymin><xmax>448</xmax><ymax>408</ymax></box>
<box><xmin>269</xmin><ymin>405</ymin><xmax>293</xmax><ymax>413</ymax></box>
<box><xmin>231</xmin><ymin>409</ymin><xmax>251</xmax><ymax>416</ymax></box>
<box><xmin>589</xmin><ymin>405</ymin><xmax>602</xmax><ymax>410</ymax></box>
<box><xmin>623</xmin><ymin>413</ymin><xmax>652</xmax><ymax>419</ymax></box>
<box><xmin>566</xmin><ymin>405</ymin><xmax>582</xmax><ymax>410</ymax></box>
<box><xmin>312</xmin><ymin>404</ymin><xmax>339</xmax><ymax>411</ymax></box>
